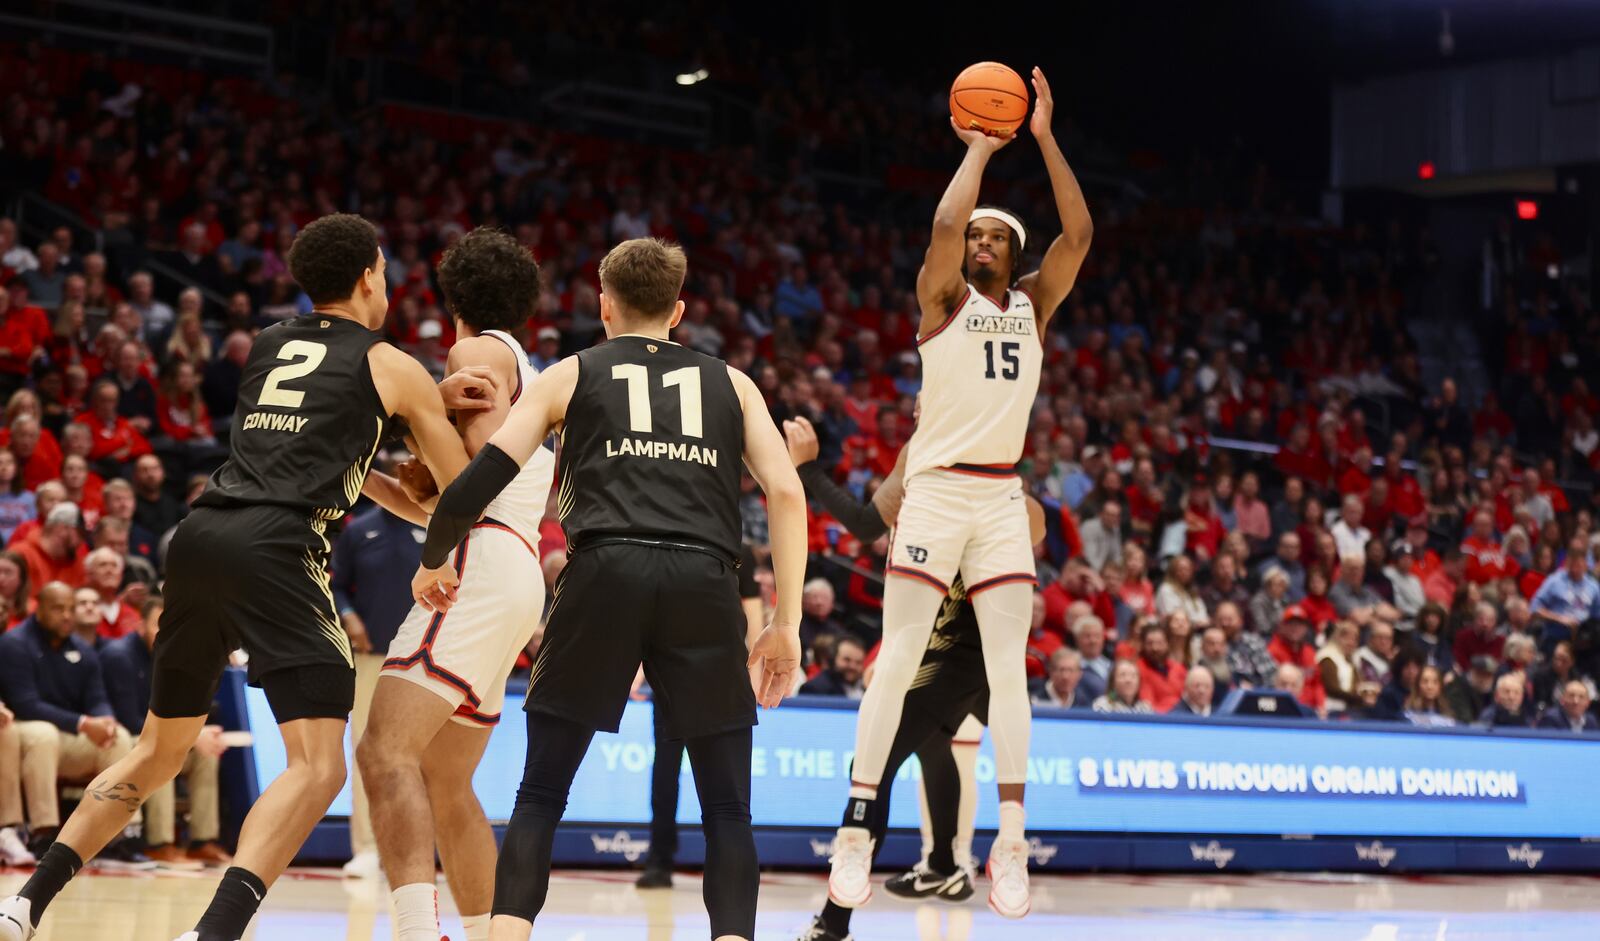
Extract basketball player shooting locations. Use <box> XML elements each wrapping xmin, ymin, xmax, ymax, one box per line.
<box><xmin>2</xmin><ymin>214</ymin><xmax>486</xmax><ymax>941</ymax></box>
<box><xmin>410</xmin><ymin>238</ymin><xmax>807</xmax><ymax>941</ymax></box>
<box><xmin>826</xmin><ymin>66</ymin><xmax>1091</xmax><ymax>920</ymax></box>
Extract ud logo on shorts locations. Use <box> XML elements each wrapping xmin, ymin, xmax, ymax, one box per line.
<box><xmin>906</xmin><ymin>545</ymin><xmax>929</xmax><ymax>564</ymax></box>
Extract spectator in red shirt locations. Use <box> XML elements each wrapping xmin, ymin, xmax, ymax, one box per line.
<box><xmin>61</xmin><ymin>454</ymin><xmax>105</xmax><ymax>530</ymax></box>
<box><xmin>1135</xmin><ymin>619</ymin><xmax>1187</xmax><ymax>713</ymax></box>
<box><xmin>83</xmin><ymin>546</ymin><xmax>143</xmax><ymax>641</ymax></box>
<box><xmin>0</xmin><ymin>284</ymin><xmax>51</xmax><ymax>388</ymax></box>
<box><xmin>1182</xmin><ymin>479</ymin><xmax>1226</xmax><ymax>561</ymax></box>
<box><xmin>1299</xmin><ymin>567</ymin><xmax>1339</xmax><ymax>634</ymax></box>
<box><xmin>155</xmin><ymin>359</ymin><xmax>215</xmax><ymax>442</ymax></box>
<box><xmin>1453</xmin><ymin>600</ymin><xmax>1507</xmax><ymax>672</ymax></box>
<box><xmin>1042</xmin><ymin>559</ymin><xmax>1117</xmax><ymax>639</ymax></box>
<box><xmin>76</xmin><ymin>378</ymin><xmax>153</xmax><ymax>474</ymax></box>
<box><xmin>6</xmin><ymin>413</ymin><xmax>63</xmax><ymax>491</ymax></box>
<box><xmin>1461</xmin><ymin>508</ymin><xmax>1519</xmax><ymax>584</ymax></box>
<box><xmin>1381</xmin><ymin>451</ymin><xmax>1426</xmax><ymax>519</ymax></box>
<box><xmin>13</xmin><ymin>501</ymin><xmax>86</xmax><ymax>596</ymax></box>
<box><xmin>1267</xmin><ymin>604</ymin><xmax>1326</xmax><ymax>710</ymax></box>
<box><xmin>1337</xmin><ymin>446</ymin><xmax>1373</xmax><ymax>497</ymax></box>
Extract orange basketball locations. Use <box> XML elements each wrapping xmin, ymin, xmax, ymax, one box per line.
<box><xmin>949</xmin><ymin>62</ymin><xmax>1029</xmax><ymax>136</ymax></box>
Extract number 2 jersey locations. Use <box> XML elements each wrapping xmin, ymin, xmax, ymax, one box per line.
<box><xmin>903</xmin><ymin>285</ymin><xmax>1041</xmax><ymax>481</ymax></box>
<box><xmin>196</xmin><ymin>314</ymin><xmax>389</xmax><ymax>521</ymax></box>
<box><xmin>557</xmin><ymin>334</ymin><xmax>745</xmax><ymax>560</ymax></box>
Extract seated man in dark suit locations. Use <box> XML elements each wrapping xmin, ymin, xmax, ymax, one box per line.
<box><xmin>799</xmin><ymin>635</ymin><xmax>867</xmax><ymax>699</ymax></box>
<box><xmin>1536</xmin><ymin>679</ymin><xmax>1599</xmax><ymax>734</ymax></box>
<box><xmin>100</xmin><ymin>595</ymin><xmax>233</xmax><ymax>866</ymax></box>
<box><xmin>0</xmin><ymin>582</ymin><xmax>147</xmax><ymax>865</ymax></box>
<box><xmin>1170</xmin><ymin>665</ymin><xmax>1217</xmax><ymax>717</ymax></box>
<box><xmin>1478</xmin><ymin>673</ymin><xmax>1532</xmax><ymax>729</ymax></box>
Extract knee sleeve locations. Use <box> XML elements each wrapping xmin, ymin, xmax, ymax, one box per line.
<box><xmin>493</xmin><ymin>713</ymin><xmax>595</xmax><ymax>922</ymax></box>
<box><xmin>971</xmin><ymin>584</ymin><xmax>1032</xmax><ymax>784</ymax></box>
<box><xmin>848</xmin><ymin>577</ymin><xmax>943</xmax><ymax>787</ymax></box>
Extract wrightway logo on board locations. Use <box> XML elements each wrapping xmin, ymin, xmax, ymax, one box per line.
<box><xmin>1189</xmin><ymin>841</ymin><xmax>1236</xmax><ymax>869</ymax></box>
<box><xmin>1505</xmin><ymin>843</ymin><xmax>1544</xmax><ymax>869</ymax></box>
<box><xmin>1353</xmin><ymin>840</ymin><xmax>1398</xmax><ymax>868</ymax></box>
<box><xmin>590</xmin><ymin>831</ymin><xmax>651</xmax><ymax>862</ymax></box>
<box><xmin>809</xmin><ymin>838</ymin><xmax>833</xmax><ymax>859</ymax></box>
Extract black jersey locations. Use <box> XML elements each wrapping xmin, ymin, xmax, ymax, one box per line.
<box><xmin>558</xmin><ymin>335</ymin><xmax>744</xmax><ymax>560</ymax></box>
<box><xmin>196</xmin><ymin>314</ymin><xmax>388</xmax><ymax>521</ymax></box>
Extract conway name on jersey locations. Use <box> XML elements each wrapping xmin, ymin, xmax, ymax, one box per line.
<box><xmin>199</xmin><ymin>315</ymin><xmax>388</xmax><ymax>520</ymax></box>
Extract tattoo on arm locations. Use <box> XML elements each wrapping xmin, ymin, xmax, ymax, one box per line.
<box><xmin>88</xmin><ymin>781</ymin><xmax>143</xmax><ymax>812</ymax></box>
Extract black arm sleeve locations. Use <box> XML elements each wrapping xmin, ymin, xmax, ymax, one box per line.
<box><xmin>796</xmin><ymin>461</ymin><xmax>889</xmax><ymax>543</ymax></box>
<box><xmin>421</xmin><ymin>443</ymin><xmax>523</xmax><ymax>568</ymax></box>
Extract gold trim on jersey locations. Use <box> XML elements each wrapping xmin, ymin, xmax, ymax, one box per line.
<box><xmin>556</xmin><ymin>431</ymin><xmax>576</xmax><ymax>522</ymax></box>
<box><xmin>300</xmin><ymin>537</ymin><xmax>352</xmax><ymax>668</ymax></box>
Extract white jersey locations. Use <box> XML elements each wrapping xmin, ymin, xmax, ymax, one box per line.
<box><xmin>903</xmin><ymin>285</ymin><xmax>1041</xmax><ymax>480</ymax></box>
<box><xmin>480</xmin><ymin>329</ymin><xmax>556</xmax><ymax>547</ymax></box>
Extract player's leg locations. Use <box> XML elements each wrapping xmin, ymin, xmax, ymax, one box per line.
<box><xmin>343</xmin><ymin>650</ymin><xmax>384</xmax><ymax>877</ymax></box>
<box><xmin>422</xmin><ymin>721</ymin><xmax>494</xmax><ymax>941</ymax></box>
<box><xmin>355</xmin><ymin>677</ymin><xmax>459</xmax><ymax>941</ymax></box>
<box><xmin>642</xmin><ymin>547</ymin><xmax>761</xmax><ymax>939</ymax></box>
<box><xmin>836</xmin><ymin>476</ymin><xmax>964</xmax><ymax>896</ymax></box>
<box><xmin>488</xmin><ymin>711</ymin><xmax>597</xmax><ymax>941</ymax></box>
<box><xmin>491</xmin><ymin>546</ymin><xmax>645</xmax><ymax>940</ymax></box>
<box><xmin>803</xmin><ymin>711</ymin><xmax>931</xmax><ymax>939</ymax></box>
<box><xmin>968</xmin><ymin>582</ymin><xmax>1033</xmax><ymax>919</ymax></box>
<box><xmin>949</xmin><ymin>715</ymin><xmax>984</xmax><ymax>875</ymax></box>
<box><xmin>683</xmin><ymin>727</ymin><xmax>756</xmax><ymax>941</ymax></box>
<box><xmin>638</xmin><ymin>705</ymin><xmax>684</xmax><ymax>888</ymax></box>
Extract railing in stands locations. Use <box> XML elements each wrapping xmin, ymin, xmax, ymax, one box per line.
<box><xmin>0</xmin><ymin>0</ymin><xmax>272</xmax><ymax>70</ymax></box>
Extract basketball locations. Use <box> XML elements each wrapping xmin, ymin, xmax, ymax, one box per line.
<box><xmin>949</xmin><ymin>61</ymin><xmax>1030</xmax><ymax>136</ymax></box>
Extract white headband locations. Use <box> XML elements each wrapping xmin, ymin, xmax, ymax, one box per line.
<box><xmin>968</xmin><ymin>208</ymin><xmax>1026</xmax><ymax>251</ymax></box>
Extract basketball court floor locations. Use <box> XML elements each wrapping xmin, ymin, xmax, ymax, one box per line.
<box><xmin>5</xmin><ymin>866</ymin><xmax>1599</xmax><ymax>940</ymax></box>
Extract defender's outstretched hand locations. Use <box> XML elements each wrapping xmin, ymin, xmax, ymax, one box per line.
<box><xmin>747</xmin><ymin>621</ymin><xmax>801</xmax><ymax>708</ymax></box>
<box><xmin>1030</xmin><ymin>66</ymin><xmax>1054</xmax><ymax>142</ymax></box>
<box><xmin>412</xmin><ymin>562</ymin><xmax>460</xmax><ymax>614</ymax></box>
<box><xmin>951</xmin><ymin>116</ymin><xmax>1014</xmax><ymax>152</ymax></box>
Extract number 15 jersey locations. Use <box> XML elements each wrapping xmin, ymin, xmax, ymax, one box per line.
<box><xmin>903</xmin><ymin>285</ymin><xmax>1041</xmax><ymax>480</ymax></box>
<box><xmin>197</xmin><ymin>314</ymin><xmax>389</xmax><ymax>521</ymax></box>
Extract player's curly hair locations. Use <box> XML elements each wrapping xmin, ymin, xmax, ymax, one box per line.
<box><xmin>966</xmin><ymin>203</ymin><xmax>1028</xmax><ymax>287</ymax></box>
<box><xmin>437</xmin><ymin>227</ymin><xmax>543</xmax><ymax>333</ymax></box>
<box><xmin>286</xmin><ymin>213</ymin><xmax>381</xmax><ymax>305</ymax></box>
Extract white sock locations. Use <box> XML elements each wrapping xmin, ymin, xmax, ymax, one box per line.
<box><xmin>997</xmin><ymin>800</ymin><xmax>1026</xmax><ymax>843</ymax></box>
<box><xmin>390</xmin><ymin>882</ymin><xmax>440</xmax><ymax>941</ymax></box>
<box><xmin>461</xmin><ymin>912</ymin><xmax>490</xmax><ymax>941</ymax></box>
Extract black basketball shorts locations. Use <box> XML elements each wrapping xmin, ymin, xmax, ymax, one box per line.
<box><xmin>525</xmin><ymin>542</ymin><xmax>758</xmax><ymax>740</ymax></box>
<box><xmin>151</xmin><ymin>504</ymin><xmax>355</xmax><ymax>723</ymax></box>
<box><xmin>905</xmin><ymin>639</ymin><xmax>990</xmax><ymax>733</ymax></box>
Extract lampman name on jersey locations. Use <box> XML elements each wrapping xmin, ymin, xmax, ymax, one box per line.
<box><xmin>240</xmin><ymin>411</ymin><xmax>311</xmax><ymax>433</ymax></box>
<box><xmin>605</xmin><ymin>437</ymin><xmax>719</xmax><ymax>466</ymax></box>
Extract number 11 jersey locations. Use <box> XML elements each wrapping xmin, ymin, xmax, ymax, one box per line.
<box><xmin>557</xmin><ymin>334</ymin><xmax>745</xmax><ymax>560</ymax></box>
<box><xmin>903</xmin><ymin>285</ymin><xmax>1041</xmax><ymax>480</ymax></box>
<box><xmin>197</xmin><ymin>313</ymin><xmax>389</xmax><ymax>521</ymax></box>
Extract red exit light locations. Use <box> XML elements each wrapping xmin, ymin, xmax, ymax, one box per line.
<box><xmin>1515</xmin><ymin>199</ymin><xmax>1539</xmax><ymax>220</ymax></box>
<box><xmin>1417</xmin><ymin>161</ymin><xmax>1436</xmax><ymax>180</ymax></box>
